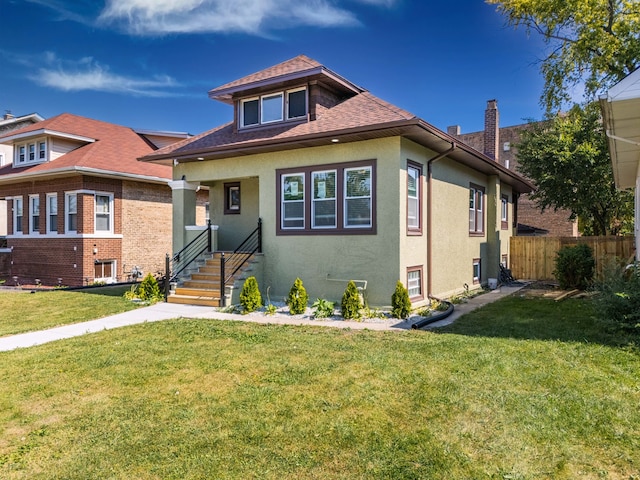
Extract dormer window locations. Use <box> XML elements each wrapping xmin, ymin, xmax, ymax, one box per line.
<box><xmin>15</xmin><ymin>138</ymin><xmax>47</xmax><ymax>165</ymax></box>
<box><xmin>239</xmin><ymin>87</ymin><xmax>307</xmax><ymax>129</ymax></box>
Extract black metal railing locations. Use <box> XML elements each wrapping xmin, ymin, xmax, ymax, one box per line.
<box><xmin>164</xmin><ymin>221</ymin><xmax>212</xmax><ymax>300</ymax></box>
<box><xmin>219</xmin><ymin>219</ymin><xmax>262</xmax><ymax>306</ymax></box>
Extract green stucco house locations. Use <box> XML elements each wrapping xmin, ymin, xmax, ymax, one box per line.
<box><xmin>141</xmin><ymin>55</ymin><xmax>532</xmax><ymax>307</ymax></box>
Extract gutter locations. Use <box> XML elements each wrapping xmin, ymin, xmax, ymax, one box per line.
<box><xmin>426</xmin><ymin>142</ymin><xmax>456</xmax><ymax>298</ymax></box>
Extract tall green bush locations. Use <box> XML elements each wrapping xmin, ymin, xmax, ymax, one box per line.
<box><xmin>138</xmin><ymin>273</ymin><xmax>162</xmax><ymax>303</ymax></box>
<box><xmin>341</xmin><ymin>280</ymin><xmax>363</xmax><ymax>320</ymax></box>
<box><xmin>239</xmin><ymin>276</ymin><xmax>262</xmax><ymax>313</ymax></box>
<box><xmin>391</xmin><ymin>281</ymin><xmax>411</xmax><ymax>319</ymax></box>
<box><xmin>287</xmin><ymin>277</ymin><xmax>308</xmax><ymax>315</ymax></box>
<box><xmin>594</xmin><ymin>260</ymin><xmax>640</xmax><ymax>331</ymax></box>
<box><xmin>554</xmin><ymin>244</ymin><xmax>595</xmax><ymax>290</ymax></box>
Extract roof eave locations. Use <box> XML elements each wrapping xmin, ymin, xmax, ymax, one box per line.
<box><xmin>0</xmin><ymin>129</ymin><xmax>96</xmax><ymax>144</ymax></box>
<box><xmin>0</xmin><ymin>166</ymin><xmax>171</xmax><ymax>186</ymax></box>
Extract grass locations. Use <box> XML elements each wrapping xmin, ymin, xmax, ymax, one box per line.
<box><xmin>0</xmin><ymin>286</ymin><xmax>141</xmax><ymax>337</ymax></box>
<box><xmin>0</xmin><ymin>294</ymin><xmax>638</xmax><ymax>479</ymax></box>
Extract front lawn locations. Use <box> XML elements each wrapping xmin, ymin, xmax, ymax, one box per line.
<box><xmin>0</xmin><ymin>287</ymin><xmax>141</xmax><ymax>337</ymax></box>
<box><xmin>0</xmin><ymin>295</ymin><xmax>638</xmax><ymax>479</ymax></box>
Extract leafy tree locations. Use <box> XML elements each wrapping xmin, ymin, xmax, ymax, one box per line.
<box><xmin>516</xmin><ymin>103</ymin><xmax>634</xmax><ymax>235</ymax></box>
<box><xmin>487</xmin><ymin>0</ymin><xmax>640</xmax><ymax>112</ymax></box>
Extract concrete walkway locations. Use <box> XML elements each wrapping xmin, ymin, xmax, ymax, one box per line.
<box><xmin>0</xmin><ymin>284</ymin><xmax>526</xmax><ymax>352</ymax></box>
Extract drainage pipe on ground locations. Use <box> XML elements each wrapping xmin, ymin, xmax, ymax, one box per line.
<box><xmin>411</xmin><ymin>298</ymin><xmax>454</xmax><ymax>329</ymax></box>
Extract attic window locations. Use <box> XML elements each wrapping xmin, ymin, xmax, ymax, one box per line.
<box><xmin>15</xmin><ymin>138</ymin><xmax>47</xmax><ymax>165</ymax></box>
<box><xmin>239</xmin><ymin>87</ymin><xmax>307</xmax><ymax>129</ymax></box>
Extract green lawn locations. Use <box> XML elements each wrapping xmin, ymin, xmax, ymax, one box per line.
<box><xmin>0</xmin><ymin>287</ymin><xmax>141</xmax><ymax>337</ymax></box>
<box><xmin>0</xmin><ymin>295</ymin><xmax>638</xmax><ymax>479</ymax></box>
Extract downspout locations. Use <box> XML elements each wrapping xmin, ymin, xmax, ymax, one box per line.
<box><xmin>426</xmin><ymin>142</ymin><xmax>456</xmax><ymax>298</ymax></box>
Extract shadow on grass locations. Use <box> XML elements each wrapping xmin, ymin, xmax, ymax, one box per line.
<box><xmin>437</xmin><ymin>295</ymin><xmax>639</xmax><ymax>349</ymax></box>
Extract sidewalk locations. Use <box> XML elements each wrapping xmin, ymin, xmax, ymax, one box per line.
<box><xmin>0</xmin><ymin>284</ymin><xmax>526</xmax><ymax>352</ymax></box>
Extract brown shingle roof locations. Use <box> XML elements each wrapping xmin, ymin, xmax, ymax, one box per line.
<box><xmin>0</xmin><ymin>113</ymin><xmax>172</xmax><ymax>181</ymax></box>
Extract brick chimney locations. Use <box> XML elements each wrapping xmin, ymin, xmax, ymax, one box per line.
<box><xmin>483</xmin><ymin>99</ymin><xmax>499</xmax><ymax>161</ymax></box>
<box><xmin>3</xmin><ymin>111</ymin><xmax>15</xmax><ymax>120</ymax></box>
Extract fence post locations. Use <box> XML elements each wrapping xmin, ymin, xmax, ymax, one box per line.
<box><xmin>207</xmin><ymin>219</ymin><xmax>212</xmax><ymax>253</ymax></box>
<box><xmin>164</xmin><ymin>253</ymin><xmax>170</xmax><ymax>301</ymax></box>
<box><xmin>220</xmin><ymin>252</ymin><xmax>226</xmax><ymax>307</ymax></box>
<box><xmin>257</xmin><ymin>218</ymin><xmax>262</xmax><ymax>253</ymax></box>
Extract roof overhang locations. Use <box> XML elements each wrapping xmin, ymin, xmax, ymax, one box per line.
<box><xmin>140</xmin><ymin>119</ymin><xmax>533</xmax><ymax>193</ymax></box>
<box><xmin>0</xmin><ymin>129</ymin><xmax>96</xmax><ymax>145</ymax></box>
<box><xmin>600</xmin><ymin>69</ymin><xmax>640</xmax><ymax>189</ymax></box>
<box><xmin>0</xmin><ymin>166</ymin><xmax>170</xmax><ymax>187</ymax></box>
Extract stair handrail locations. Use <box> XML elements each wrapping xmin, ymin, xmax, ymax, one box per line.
<box><xmin>219</xmin><ymin>218</ymin><xmax>262</xmax><ymax>306</ymax></box>
<box><xmin>164</xmin><ymin>221</ymin><xmax>212</xmax><ymax>300</ymax></box>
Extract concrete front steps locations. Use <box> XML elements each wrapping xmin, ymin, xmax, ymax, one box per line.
<box><xmin>167</xmin><ymin>252</ymin><xmax>256</xmax><ymax>307</ymax></box>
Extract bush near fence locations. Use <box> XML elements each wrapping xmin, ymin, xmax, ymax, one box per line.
<box><xmin>509</xmin><ymin>236</ymin><xmax>636</xmax><ymax>281</ymax></box>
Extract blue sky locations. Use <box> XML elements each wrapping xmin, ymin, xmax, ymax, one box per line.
<box><xmin>1</xmin><ymin>0</ymin><xmax>547</xmax><ymax>136</ymax></box>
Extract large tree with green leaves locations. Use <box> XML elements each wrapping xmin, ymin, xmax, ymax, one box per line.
<box><xmin>516</xmin><ymin>102</ymin><xmax>634</xmax><ymax>235</ymax></box>
<box><xmin>487</xmin><ymin>0</ymin><xmax>640</xmax><ymax>112</ymax></box>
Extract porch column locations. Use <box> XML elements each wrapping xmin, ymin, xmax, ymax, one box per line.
<box><xmin>486</xmin><ymin>175</ymin><xmax>501</xmax><ymax>281</ymax></box>
<box><xmin>168</xmin><ymin>179</ymin><xmax>199</xmax><ymax>253</ymax></box>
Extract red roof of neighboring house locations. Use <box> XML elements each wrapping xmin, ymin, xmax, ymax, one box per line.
<box><xmin>0</xmin><ymin>113</ymin><xmax>172</xmax><ymax>182</ymax></box>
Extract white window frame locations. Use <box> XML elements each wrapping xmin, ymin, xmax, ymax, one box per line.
<box><xmin>95</xmin><ymin>193</ymin><xmax>114</xmax><ymax>233</ymax></box>
<box><xmin>65</xmin><ymin>192</ymin><xmax>78</xmax><ymax>234</ymax></box>
<box><xmin>46</xmin><ymin>193</ymin><xmax>58</xmax><ymax>234</ymax></box>
<box><xmin>13</xmin><ymin>196</ymin><xmax>23</xmax><ymax>235</ymax></box>
<box><xmin>94</xmin><ymin>260</ymin><xmax>117</xmax><ymax>284</ymax></box>
<box><xmin>18</xmin><ymin>145</ymin><xmax>26</xmax><ymax>164</ymax></box>
<box><xmin>281</xmin><ymin>173</ymin><xmax>305</xmax><ymax>230</ymax></box>
<box><xmin>240</xmin><ymin>97</ymin><xmax>259</xmax><ymax>128</ymax></box>
<box><xmin>261</xmin><ymin>92</ymin><xmax>284</xmax><ymax>124</ymax></box>
<box><xmin>407</xmin><ymin>162</ymin><xmax>421</xmax><ymax>231</ymax></box>
<box><xmin>344</xmin><ymin>166</ymin><xmax>372</xmax><ymax>229</ymax></box>
<box><xmin>14</xmin><ymin>137</ymin><xmax>47</xmax><ymax>165</ymax></box>
<box><xmin>473</xmin><ymin>258</ymin><xmax>481</xmax><ymax>284</ymax></box>
<box><xmin>286</xmin><ymin>87</ymin><xmax>307</xmax><ymax>120</ymax></box>
<box><xmin>311</xmin><ymin>170</ymin><xmax>337</xmax><ymax>229</ymax></box>
<box><xmin>0</xmin><ymin>152</ymin><xmax>5</xmax><ymax>166</ymax></box>
<box><xmin>29</xmin><ymin>194</ymin><xmax>40</xmax><ymax>235</ymax></box>
<box><xmin>407</xmin><ymin>267</ymin><xmax>423</xmax><ymax>299</ymax></box>
<box><xmin>469</xmin><ymin>184</ymin><xmax>485</xmax><ymax>235</ymax></box>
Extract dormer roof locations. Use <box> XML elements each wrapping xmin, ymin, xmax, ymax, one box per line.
<box><xmin>208</xmin><ymin>54</ymin><xmax>364</xmax><ymax>104</ymax></box>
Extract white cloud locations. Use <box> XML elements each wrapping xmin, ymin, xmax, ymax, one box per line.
<box><xmin>28</xmin><ymin>54</ymin><xmax>180</xmax><ymax>97</ymax></box>
<box><xmin>98</xmin><ymin>0</ymin><xmax>361</xmax><ymax>36</ymax></box>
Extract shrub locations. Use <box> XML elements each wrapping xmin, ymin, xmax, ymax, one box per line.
<box><xmin>137</xmin><ymin>273</ymin><xmax>162</xmax><ymax>303</ymax></box>
<box><xmin>554</xmin><ymin>244</ymin><xmax>595</xmax><ymax>290</ymax></box>
<box><xmin>239</xmin><ymin>276</ymin><xmax>262</xmax><ymax>313</ymax></box>
<box><xmin>312</xmin><ymin>298</ymin><xmax>335</xmax><ymax>318</ymax></box>
<box><xmin>593</xmin><ymin>260</ymin><xmax>640</xmax><ymax>331</ymax></box>
<box><xmin>341</xmin><ymin>280</ymin><xmax>363</xmax><ymax>320</ymax></box>
<box><xmin>391</xmin><ymin>281</ymin><xmax>411</xmax><ymax>319</ymax></box>
<box><xmin>287</xmin><ymin>277</ymin><xmax>308</xmax><ymax>315</ymax></box>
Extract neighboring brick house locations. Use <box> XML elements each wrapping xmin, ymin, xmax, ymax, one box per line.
<box><xmin>447</xmin><ymin>100</ymin><xmax>578</xmax><ymax>236</ymax></box>
<box><xmin>141</xmin><ymin>55</ymin><xmax>533</xmax><ymax>306</ymax></box>
<box><xmin>0</xmin><ymin>113</ymin><xmax>208</xmax><ymax>286</ymax></box>
<box><xmin>0</xmin><ymin>112</ymin><xmax>45</xmax><ymax>237</ymax></box>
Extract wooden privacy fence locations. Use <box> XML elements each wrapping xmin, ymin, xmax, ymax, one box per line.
<box><xmin>509</xmin><ymin>236</ymin><xmax>636</xmax><ymax>281</ymax></box>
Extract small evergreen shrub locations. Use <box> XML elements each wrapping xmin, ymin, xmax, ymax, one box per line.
<box><xmin>287</xmin><ymin>277</ymin><xmax>308</xmax><ymax>315</ymax></box>
<box><xmin>554</xmin><ymin>244</ymin><xmax>595</xmax><ymax>290</ymax></box>
<box><xmin>391</xmin><ymin>281</ymin><xmax>411</xmax><ymax>319</ymax></box>
<box><xmin>137</xmin><ymin>273</ymin><xmax>162</xmax><ymax>303</ymax></box>
<box><xmin>341</xmin><ymin>280</ymin><xmax>363</xmax><ymax>320</ymax></box>
<box><xmin>239</xmin><ymin>276</ymin><xmax>262</xmax><ymax>313</ymax></box>
<box><xmin>312</xmin><ymin>298</ymin><xmax>335</xmax><ymax>318</ymax></box>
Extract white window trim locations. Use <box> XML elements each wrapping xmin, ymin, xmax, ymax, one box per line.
<box><xmin>281</xmin><ymin>173</ymin><xmax>305</xmax><ymax>230</ymax></box>
<box><xmin>344</xmin><ymin>166</ymin><xmax>372</xmax><ymax>229</ymax></box>
<box><xmin>14</xmin><ymin>137</ymin><xmax>47</xmax><ymax>166</ymax></box>
<box><xmin>29</xmin><ymin>194</ymin><xmax>40</xmax><ymax>235</ymax></box>
<box><xmin>311</xmin><ymin>169</ymin><xmax>337</xmax><ymax>229</ymax></box>
<box><xmin>94</xmin><ymin>260</ymin><xmax>117</xmax><ymax>284</ymax></box>
<box><xmin>261</xmin><ymin>92</ymin><xmax>284</xmax><ymax>124</ymax></box>
<box><xmin>12</xmin><ymin>196</ymin><xmax>23</xmax><ymax>235</ymax></box>
<box><xmin>240</xmin><ymin>97</ymin><xmax>259</xmax><ymax>128</ymax></box>
<box><xmin>473</xmin><ymin>258</ymin><xmax>481</xmax><ymax>284</ymax></box>
<box><xmin>0</xmin><ymin>152</ymin><xmax>5</xmax><ymax>167</ymax></box>
<box><xmin>407</xmin><ymin>163</ymin><xmax>421</xmax><ymax>231</ymax></box>
<box><xmin>46</xmin><ymin>193</ymin><xmax>58</xmax><ymax>234</ymax></box>
<box><xmin>65</xmin><ymin>192</ymin><xmax>78</xmax><ymax>234</ymax></box>
<box><xmin>94</xmin><ymin>192</ymin><xmax>114</xmax><ymax>234</ymax></box>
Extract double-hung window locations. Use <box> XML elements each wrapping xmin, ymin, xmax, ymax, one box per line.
<box><xmin>473</xmin><ymin>258</ymin><xmax>481</xmax><ymax>284</ymax></box>
<box><xmin>407</xmin><ymin>266</ymin><xmax>423</xmax><ymax>300</ymax></box>
<box><xmin>501</xmin><ymin>194</ymin><xmax>509</xmax><ymax>230</ymax></box>
<box><xmin>66</xmin><ymin>193</ymin><xmax>77</xmax><ymax>233</ymax></box>
<box><xmin>47</xmin><ymin>193</ymin><xmax>58</xmax><ymax>234</ymax></box>
<box><xmin>277</xmin><ymin>160</ymin><xmax>375</xmax><ymax>234</ymax></box>
<box><xmin>29</xmin><ymin>195</ymin><xmax>40</xmax><ymax>234</ymax></box>
<box><xmin>15</xmin><ymin>138</ymin><xmax>47</xmax><ymax>164</ymax></box>
<box><xmin>13</xmin><ymin>197</ymin><xmax>23</xmax><ymax>234</ymax></box>
<box><xmin>469</xmin><ymin>184</ymin><xmax>485</xmax><ymax>235</ymax></box>
<box><xmin>407</xmin><ymin>162</ymin><xmax>422</xmax><ymax>233</ymax></box>
<box><xmin>312</xmin><ymin>170</ymin><xmax>336</xmax><ymax>228</ymax></box>
<box><xmin>95</xmin><ymin>194</ymin><xmax>113</xmax><ymax>233</ymax></box>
